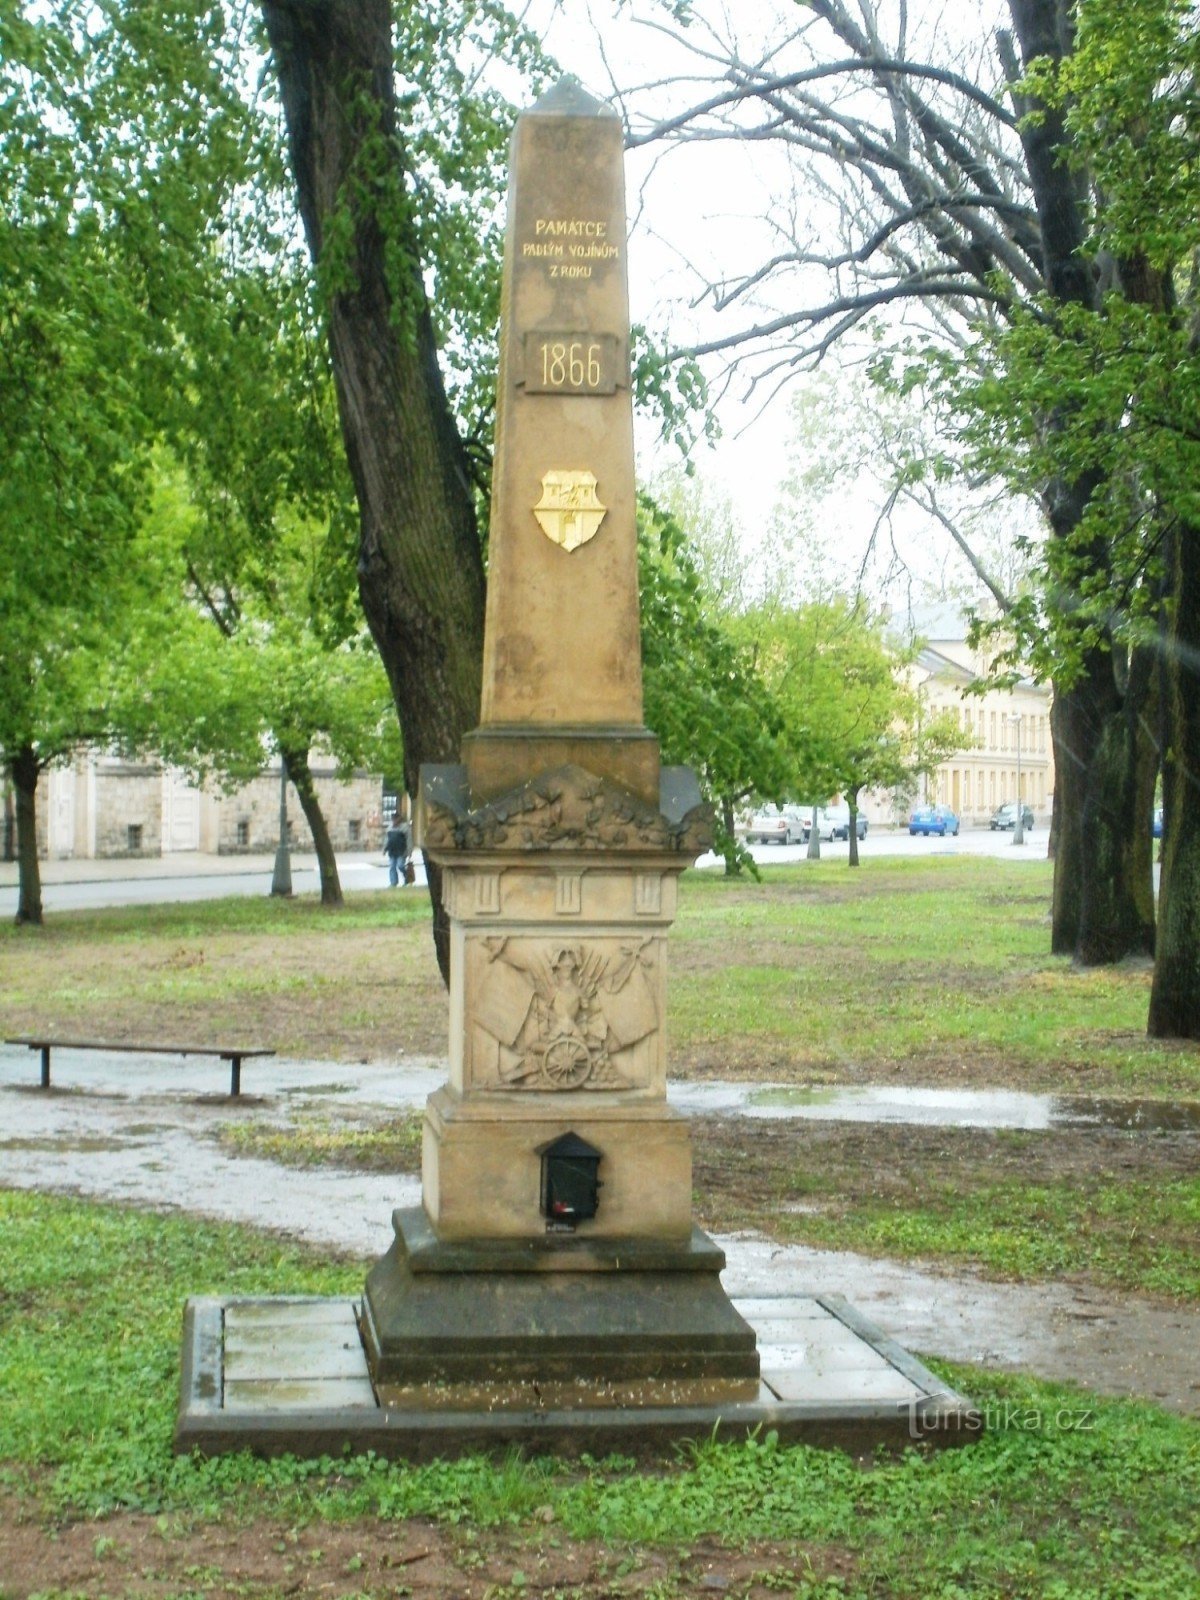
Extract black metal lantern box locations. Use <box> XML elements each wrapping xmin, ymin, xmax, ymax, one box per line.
<box><xmin>539</xmin><ymin>1131</ymin><xmax>602</xmax><ymax>1230</ymax></box>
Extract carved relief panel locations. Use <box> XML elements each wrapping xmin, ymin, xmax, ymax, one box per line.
<box><xmin>464</xmin><ymin>933</ymin><xmax>663</xmax><ymax>1094</ymax></box>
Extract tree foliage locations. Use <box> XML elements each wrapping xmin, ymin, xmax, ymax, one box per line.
<box><xmin>638</xmin><ymin>495</ymin><xmax>790</xmax><ymax>873</ymax></box>
<box><xmin>0</xmin><ymin>0</ymin><xmax>258</xmax><ymax>921</ymax></box>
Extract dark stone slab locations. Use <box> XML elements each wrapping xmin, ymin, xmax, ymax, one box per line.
<box><xmin>398</xmin><ymin>1207</ymin><xmax>726</xmax><ymax>1275</ymax></box>
<box><xmin>362</xmin><ymin>1210</ymin><xmax>757</xmax><ymax>1390</ymax></box>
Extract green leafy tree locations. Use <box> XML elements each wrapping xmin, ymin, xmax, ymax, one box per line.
<box><xmin>0</xmin><ymin>0</ymin><xmax>252</xmax><ymax>923</ymax></box>
<box><xmin>736</xmin><ymin>597</ymin><xmax>967</xmax><ymax>864</ymax></box>
<box><xmin>966</xmin><ymin>0</ymin><xmax>1200</xmax><ymax>1031</ymax></box>
<box><xmin>623</xmin><ymin>0</ymin><xmax>1161</xmax><ymax>965</ymax></box>
<box><xmin>638</xmin><ymin>496</ymin><xmax>791</xmax><ymax>873</ymax></box>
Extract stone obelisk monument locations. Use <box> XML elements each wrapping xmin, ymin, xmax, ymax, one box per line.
<box><xmin>362</xmin><ymin>79</ymin><xmax>758</xmax><ymax>1411</ymax></box>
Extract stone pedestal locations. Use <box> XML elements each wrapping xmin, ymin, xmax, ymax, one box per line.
<box><xmin>361</xmin><ymin>762</ymin><xmax>759</xmax><ymax>1403</ymax></box>
<box><xmin>363</xmin><ymin>1210</ymin><xmax>759</xmax><ymax>1409</ymax></box>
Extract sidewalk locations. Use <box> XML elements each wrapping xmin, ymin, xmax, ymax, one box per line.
<box><xmin>0</xmin><ymin>850</ymin><xmax>395</xmax><ymax>889</ymax></box>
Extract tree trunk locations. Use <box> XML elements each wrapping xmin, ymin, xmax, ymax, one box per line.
<box><xmin>1149</xmin><ymin>519</ymin><xmax>1200</xmax><ymax>1035</ymax></box>
<box><xmin>720</xmin><ymin>793</ymin><xmax>738</xmax><ymax>876</ymax></box>
<box><xmin>806</xmin><ymin>800</ymin><xmax>821</xmax><ymax>859</ymax></box>
<box><xmin>3</xmin><ymin>779</ymin><xmax>14</xmax><ymax>863</ymax></box>
<box><xmin>1049</xmin><ymin>686</ymin><xmax>1083</xmax><ymax>951</ymax></box>
<box><xmin>281</xmin><ymin>746</ymin><xmax>344</xmax><ymax>908</ymax></box>
<box><xmin>11</xmin><ymin>746</ymin><xmax>43</xmax><ymax>927</ymax></box>
<box><xmin>1127</xmin><ymin>641</ymin><xmax>1159</xmax><ymax>949</ymax></box>
<box><xmin>262</xmin><ymin>0</ymin><xmax>486</xmax><ymax>982</ymax></box>
<box><xmin>1008</xmin><ymin>0</ymin><xmax>1148</xmax><ymax>965</ymax></box>
<box><xmin>1052</xmin><ymin>646</ymin><xmax>1152</xmax><ymax>965</ymax></box>
<box><xmin>848</xmin><ymin>791</ymin><xmax>860</xmax><ymax>868</ymax></box>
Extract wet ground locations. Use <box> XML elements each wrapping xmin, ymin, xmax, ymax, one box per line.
<box><xmin>675</xmin><ymin>1081</ymin><xmax>1200</xmax><ymax>1132</ymax></box>
<box><xmin>1</xmin><ymin>1046</ymin><xmax>1198</xmax><ymax>1414</ymax></box>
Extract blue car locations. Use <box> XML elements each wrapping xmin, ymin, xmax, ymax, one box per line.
<box><xmin>909</xmin><ymin>804</ymin><xmax>959</xmax><ymax>837</ymax></box>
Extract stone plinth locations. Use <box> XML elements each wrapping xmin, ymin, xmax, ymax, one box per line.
<box><xmin>363</xmin><ymin>1210</ymin><xmax>759</xmax><ymax>1407</ymax></box>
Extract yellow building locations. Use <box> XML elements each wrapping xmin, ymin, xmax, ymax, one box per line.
<box><xmin>910</xmin><ymin>608</ymin><xmax>1054</xmax><ymax>827</ymax></box>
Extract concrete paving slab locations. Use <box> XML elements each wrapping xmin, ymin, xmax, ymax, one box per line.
<box><xmin>226</xmin><ymin>1300</ymin><xmax>360</xmax><ymax>1330</ymax></box>
<box><xmin>731</xmin><ymin>1297</ymin><xmax>835</xmax><ymax>1323</ymax></box>
<box><xmin>225</xmin><ymin>1338</ymin><xmax>370</xmax><ymax>1384</ymax></box>
<box><xmin>757</xmin><ymin>1342</ymin><xmax>893</xmax><ymax>1374</ymax></box>
<box><xmin>764</xmin><ymin>1366</ymin><xmax>923</xmax><ymax>1404</ymax></box>
<box><xmin>747</xmin><ymin>1313</ymin><xmax>862</xmax><ymax>1345</ymax></box>
<box><xmin>225</xmin><ymin>1377</ymin><xmax>378</xmax><ymax>1412</ymax></box>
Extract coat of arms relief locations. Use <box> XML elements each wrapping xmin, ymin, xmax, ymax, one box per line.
<box><xmin>469</xmin><ymin>935</ymin><xmax>659</xmax><ymax>1091</ymax></box>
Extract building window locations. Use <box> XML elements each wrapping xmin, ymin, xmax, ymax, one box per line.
<box><xmin>348</xmin><ymin>819</ymin><xmax>361</xmax><ymax>843</ymax></box>
<box><xmin>127</xmin><ymin>823</ymin><xmax>143</xmax><ymax>852</ymax></box>
<box><xmin>990</xmin><ymin>711</ymin><xmax>997</xmax><ymax>749</ymax></box>
<box><xmin>236</xmin><ymin>819</ymin><xmax>250</xmax><ymax>848</ymax></box>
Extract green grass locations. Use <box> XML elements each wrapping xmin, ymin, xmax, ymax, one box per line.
<box><xmin>691</xmin><ymin>1120</ymin><xmax>1200</xmax><ymax>1303</ymax></box>
<box><xmin>215</xmin><ymin>1112</ymin><xmax>423</xmax><ymax>1171</ymax></box>
<box><xmin>671</xmin><ymin>857</ymin><xmax>1196</xmax><ymax>1092</ymax></box>
<box><xmin>1</xmin><ymin>1190</ymin><xmax>1198</xmax><ymax>1597</ymax></box>
<box><xmin>785</xmin><ymin>1175</ymin><xmax>1200</xmax><ymax>1300</ymax></box>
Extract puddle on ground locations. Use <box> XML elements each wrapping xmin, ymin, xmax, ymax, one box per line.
<box><xmin>671</xmin><ymin>1082</ymin><xmax>1200</xmax><ymax>1132</ymax></box>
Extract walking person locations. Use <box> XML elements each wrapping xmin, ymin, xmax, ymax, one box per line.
<box><xmin>385</xmin><ymin>814</ymin><xmax>411</xmax><ymax>887</ymax></box>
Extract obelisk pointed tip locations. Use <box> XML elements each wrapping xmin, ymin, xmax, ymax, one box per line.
<box><xmin>527</xmin><ymin>74</ymin><xmax>618</xmax><ymax>120</ymax></box>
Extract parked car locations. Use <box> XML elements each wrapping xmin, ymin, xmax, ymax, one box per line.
<box><xmin>745</xmin><ymin>804</ymin><xmax>807</xmax><ymax>845</ymax></box>
<box><xmin>798</xmin><ymin>806</ymin><xmax>838</xmax><ymax>842</ymax></box>
<box><xmin>825</xmin><ymin>803</ymin><xmax>868</xmax><ymax>841</ymax></box>
<box><xmin>909</xmin><ymin>804</ymin><xmax>960</xmax><ymax>837</ymax></box>
<box><xmin>990</xmin><ymin>802</ymin><xmax>1034</xmax><ymax>832</ymax></box>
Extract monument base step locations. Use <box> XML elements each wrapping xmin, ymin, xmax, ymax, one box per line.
<box><xmin>175</xmin><ymin>1293</ymin><xmax>980</xmax><ymax>1460</ymax></box>
<box><xmin>361</xmin><ymin>1209</ymin><xmax>759</xmax><ymax>1396</ymax></box>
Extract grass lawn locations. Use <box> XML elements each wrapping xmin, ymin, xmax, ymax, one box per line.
<box><xmin>1</xmin><ymin>1189</ymin><xmax>1197</xmax><ymax>1600</ymax></box>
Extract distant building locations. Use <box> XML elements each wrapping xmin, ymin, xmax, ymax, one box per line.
<box><xmin>902</xmin><ymin>602</ymin><xmax>1054</xmax><ymax>826</ymax></box>
<box><xmin>32</xmin><ymin>750</ymin><xmax>383</xmax><ymax>860</ymax></box>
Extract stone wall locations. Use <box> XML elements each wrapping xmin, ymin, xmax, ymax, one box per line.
<box><xmin>30</xmin><ymin>753</ymin><xmax>385</xmax><ymax>859</ymax></box>
<box><xmin>213</xmin><ymin>766</ymin><xmax>383</xmax><ymax>855</ymax></box>
<box><xmin>94</xmin><ymin>763</ymin><xmax>164</xmax><ymax>857</ymax></box>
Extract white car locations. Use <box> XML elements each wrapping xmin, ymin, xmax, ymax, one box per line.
<box><xmin>798</xmin><ymin>807</ymin><xmax>838</xmax><ymax>842</ymax></box>
<box><xmin>745</xmin><ymin>805</ymin><xmax>807</xmax><ymax>845</ymax></box>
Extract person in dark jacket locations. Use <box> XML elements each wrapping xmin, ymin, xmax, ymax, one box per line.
<box><xmin>385</xmin><ymin>816</ymin><xmax>411</xmax><ymax>887</ymax></box>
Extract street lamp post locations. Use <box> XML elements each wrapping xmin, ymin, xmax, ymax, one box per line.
<box><xmin>270</xmin><ymin>755</ymin><xmax>293</xmax><ymax>897</ymax></box>
<box><xmin>1011</xmin><ymin>713</ymin><xmax>1024</xmax><ymax>846</ymax></box>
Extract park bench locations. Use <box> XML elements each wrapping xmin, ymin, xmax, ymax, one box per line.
<box><xmin>5</xmin><ymin>1036</ymin><xmax>275</xmax><ymax>1096</ymax></box>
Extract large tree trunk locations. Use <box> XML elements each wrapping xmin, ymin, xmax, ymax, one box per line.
<box><xmin>11</xmin><ymin>745</ymin><xmax>43</xmax><ymax>927</ymax></box>
<box><xmin>847</xmin><ymin>791</ymin><xmax>861</xmax><ymax>868</ymax></box>
<box><xmin>1010</xmin><ymin>0</ymin><xmax>1148</xmax><ymax>966</ymax></box>
<box><xmin>262</xmin><ymin>0</ymin><xmax>486</xmax><ymax>982</ymax></box>
<box><xmin>1149</xmin><ymin>519</ymin><xmax>1200</xmax><ymax>1035</ymax></box>
<box><xmin>281</xmin><ymin>745</ymin><xmax>343</xmax><ymax>908</ymax></box>
<box><xmin>1127</xmin><ymin>641</ymin><xmax>1160</xmax><ymax>948</ymax></box>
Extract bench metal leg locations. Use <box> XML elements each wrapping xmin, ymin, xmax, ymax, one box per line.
<box><xmin>229</xmin><ymin>1055</ymin><xmax>241</xmax><ymax>1097</ymax></box>
<box><xmin>40</xmin><ymin>1045</ymin><xmax>51</xmax><ymax>1088</ymax></box>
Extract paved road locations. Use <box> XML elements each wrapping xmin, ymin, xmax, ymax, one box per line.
<box><xmin>0</xmin><ymin>827</ymin><xmax>1047</xmax><ymax>916</ymax></box>
<box><xmin>0</xmin><ymin>853</ymin><xmax>429</xmax><ymax>915</ymax></box>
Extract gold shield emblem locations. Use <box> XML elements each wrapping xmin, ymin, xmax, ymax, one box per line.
<box><xmin>533</xmin><ymin>470</ymin><xmax>607</xmax><ymax>552</ymax></box>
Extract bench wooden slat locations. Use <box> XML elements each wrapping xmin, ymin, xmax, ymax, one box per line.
<box><xmin>5</xmin><ymin>1037</ymin><xmax>274</xmax><ymax>1096</ymax></box>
